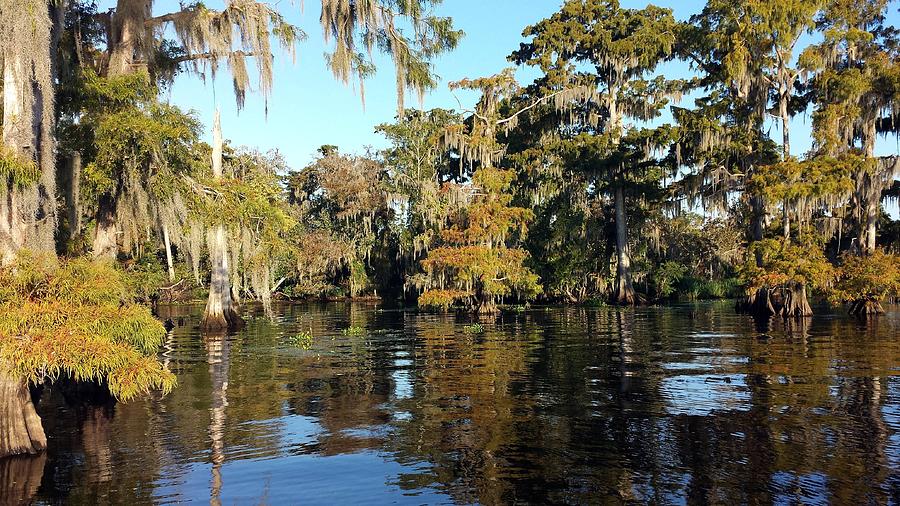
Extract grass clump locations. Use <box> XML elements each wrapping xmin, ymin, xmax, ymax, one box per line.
<box><xmin>463</xmin><ymin>323</ymin><xmax>485</xmax><ymax>334</ymax></box>
<box><xmin>287</xmin><ymin>329</ymin><xmax>314</xmax><ymax>349</ymax></box>
<box><xmin>0</xmin><ymin>253</ymin><xmax>175</xmax><ymax>401</ymax></box>
<box><xmin>342</xmin><ymin>326</ymin><xmax>366</xmax><ymax>336</ymax></box>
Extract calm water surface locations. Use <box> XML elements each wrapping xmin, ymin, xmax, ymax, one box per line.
<box><xmin>4</xmin><ymin>302</ymin><xmax>900</xmax><ymax>504</ymax></box>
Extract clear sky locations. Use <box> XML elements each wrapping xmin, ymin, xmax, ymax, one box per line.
<box><xmin>118</xmin><ymin>1</ymin><xmax>898</xmax><ymax>171</ymax></box>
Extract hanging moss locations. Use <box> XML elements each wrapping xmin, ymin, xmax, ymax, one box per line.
<box><xmin>0</xmin><ymin>147</ymin><xmax>40</xmax><ymax>189</ymax></box>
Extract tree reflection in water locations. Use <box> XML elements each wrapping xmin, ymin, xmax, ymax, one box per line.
<box><xmin>6</xmin><ymin>302</ymin><xmax>899</xmax><ymax>504</ymax></box>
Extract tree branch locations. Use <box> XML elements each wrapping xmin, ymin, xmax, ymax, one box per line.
<box><xmin>172</xmin><ymin>50</ymin><xmax>258</xmax><ymax>65</ymax></box>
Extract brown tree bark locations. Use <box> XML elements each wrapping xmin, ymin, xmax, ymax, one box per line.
<box><xmin>0</xmin><ymin>371</ymin><xmax>46</xmax><ymax>458</ymax></box>
<box><xmin>849</xmin><ymin>298</ymin><xmax>885</xmax><ymax>316</ymax></box>
<box><xmin>1</xmin><ymin>12</ymin><xmax>56</xmax><ymax>262</ymax></box>
<box><xmin>779</xmin><ymin>282</ymin><xmax>813</xmax><ymax>318</ymax></box>
<box><xmin>201</xmin><ymin>111</ymin><xmax>243</xmax><ymax>331</ymax></box>
<box><xmin>106</xmin><ymin>0</ymin><xmax>152</xmax><ymax>77</ymax></box>
<box><xmin>60</xmin><ymin>151</ymin><xmax>84</xmax><ymax>247</ymax></box>
<box><xmin>612</xmin><ymin>185</ymin><xmax>635</xmax><ymax>305</ymax></box>
<box><xmin>91</xmin><ymin>193</ymin><xmax>118</xmax><ymax>258</ymax></box>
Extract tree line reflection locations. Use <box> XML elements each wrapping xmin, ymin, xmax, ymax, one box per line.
<box><xmin>4</xmin><ymin>303</ymin><xmax>898</xmax><ymax>504</ymax></box>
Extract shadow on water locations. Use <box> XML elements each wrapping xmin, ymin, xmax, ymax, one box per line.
<box><xmin>4</xmin><ymin>301</ymin><xmax>899</xmax><ymax>504</ymax></box>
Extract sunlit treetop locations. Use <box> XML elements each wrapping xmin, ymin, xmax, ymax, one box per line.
<box><xmin>510</xmin><ymin>0</ymin><xmax>682</xmax><ymax>137</ymax></box>
<box><xmin>830</xmin><ymin>249</ymin><xmax>900</xmax><ymax>305</ymax></box>
<box><xmin>798</xmin><ymin>0</ymin><xmax>900</xmax><ymax>155</ymax></box>
<box><xmin>739</xmin><ymin>237</ymin><xmax>836</xmax><ymax>293</ymax></box>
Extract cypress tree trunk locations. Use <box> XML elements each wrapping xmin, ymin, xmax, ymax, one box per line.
<box><xmin>782</xmin><ymin>203</ymin><xmax>790</xmax><ymax>242</ymax></box>
<box><xmin>91</xmin><ymin>193</ymin><xmax>118</xmax><ymax>258</ymax></box>
<box><xmin>612</xmin><ymin>185</ymin><xmax>635</xmax><ymax>305</ymax></box>
<box><xmin>87</xmin><ymin>0</ymin><xmax>152</xmax><ymax>258</ymax></box>
<box><xmin>60</xmin><ymin>151</ymin><xmax>83</xmax><ymax>247</ymax></box>
<box><xmin>780</xmin><ymin>282</ymin><xmax>813</xmax><ymax>318</ymax></box>
<box><xmin>201</xmin><ymin>225</ymin><xmax>242</xmax><ymax>330</ymax></box>
<box><xmin>0</xmin><ymin>1</ymin><xmax>56</xmax><ymax>459</ymax></box>
<box><xmin>738</xmin><ymin>286</ymin><xmax>776</xmax><ymax>318</ymax></box>
<box><xmin>0</xmin><ymin>371</ymin><xmax>46</xmax><ymax>459</ymax></box>
<box><xmin>106</xmin><ymin>0</ymin><xmax>151</xmax><ymax>76</ymax></box>
<box><xmin>201</xmin><ymin>111</ymin><xmax>243</xmax><ymax>331</ymax></box>
<box><xmin>849</xmin><ymin>298</ymin><xmax>885</xmax><ymax>316</ymax></box>
<box><xmin>162</xmin><ymin>222</ymin><xmax>175</xmax><ymax>282</ymax></box>
<box><xmin>862</xmin><ymin>189</ymin><xmax>878</xmax><ymax>255</ymax></box>
<box><xmin>1</xmin><ymin>37</ymin><xmax>55</xmax><ymax>259</ymax></box>
<box><xmin>857</xmin><ymin>122</ymin><xmax>879</xmax><ymax>255</ymax></box>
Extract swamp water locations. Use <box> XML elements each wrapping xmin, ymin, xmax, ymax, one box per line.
<box><xmin>3</xmin><ymin>302</ymin><xmax>899</xmax><ymax>504</ymax></box>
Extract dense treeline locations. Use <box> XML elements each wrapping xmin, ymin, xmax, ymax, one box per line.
<box><xmin>0</xmin><ymin>0</ymin><xmax>461</xmax><ymax>458</ymax></box>
<box><xmin>0</xmin><ymin>0</ymin><xmax>899</xmax><ymax>457</ymax></box>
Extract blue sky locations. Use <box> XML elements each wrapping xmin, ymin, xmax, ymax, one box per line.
<box><xmin>119</xmin><ymin>1</ymin><xmax>898</xmax><ymax>171</ymax></box>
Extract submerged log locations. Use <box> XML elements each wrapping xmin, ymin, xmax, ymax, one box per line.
<box><xmin>0</xmin><ymin>371</ymin><xmax>46</xmax><ymax>459</ymax></box>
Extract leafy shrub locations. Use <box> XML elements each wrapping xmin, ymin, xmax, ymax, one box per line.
<box><xmin>0</xmin><ymin>253</ymin><xmax>175</xmax><ymax>400</ymax></box>
<box><xmin>463</xmin><ymin>323</ymin><xmax>485</xmax><ymax>334</ymax></box>
<box><xmin>286</xmin><ymin>330</ymin><xmax>314</xmax><ymax>349</ymax></box>
<box><xmin>342</xmin><ymin>326</ymin><xmax>366</xmax><ymax>336</ymax></box>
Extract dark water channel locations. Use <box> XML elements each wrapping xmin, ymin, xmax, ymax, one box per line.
<box><xmin>3</xmin><ymin>302</ymin><xmax>900</xmax><ymax>504</ymax></box>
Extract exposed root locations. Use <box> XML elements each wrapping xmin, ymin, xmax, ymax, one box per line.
<box><xmin>849</xmin><ymin>299</ymin><xmax>884</xmax><ymax>317</ymax></box>
<box><xmin>200</xmin><ymin>307</ymin><xmax>244</xmax><ymax>331</ymax></box>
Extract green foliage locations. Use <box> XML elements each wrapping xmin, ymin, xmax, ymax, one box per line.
<box><xmin>830</xmin><ymin>250</ymin><xmax>900</xmax><ymax>305</ymax></box>
<box><xmin>377</xmin><ymin>108</ymin><xmax>462</xmax><ymax>258</ymax></box>
<box><xmin>749</xmin><ymin>157</ymin><xmax>856</xmax><ymax>204</ymax></box>
<box><xmin>463</xmin><ymin>323</ymin><xmax>485</xmax><ymax>334</ymax></box>
<box><xmin>342</xmin><ymin>326</ymin><xmax>366</xmax><ymax>336</ymax></box>
<box><xmin>0</xmin><ymin>146</ymin><xmax>40</xmax><ymax>189</ymax></box>
<box><xmin>651</xmin><ymin>261</ymin><xmax>688</xmax><ymax>299</ymax></box>
<box><xmin>286</xmin><ymin>330</ymin><xmax>314</xmax><ymax>349</ymax></box>
<box><xmin>120</xmin><ymin>249</ymin><xmax>170</xmax><ymax>304</ymax></box>
<box><xmin>0</xmin><ymin>254</ymin><xmax>175</xmax><ymax>401</ymax></box>
<box><xmin>739</xmin><ymin>238</ymin><xmax>836</xmax><ymax>294</ymax></box>
<box><xmin>84</xmin><ymin>101</ymin><xmax>201</xmax><ymax>204</ymax></box>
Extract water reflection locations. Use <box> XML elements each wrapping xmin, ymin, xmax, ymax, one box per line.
<box><xmin>5</xmin><ymin>302</ymin><xmax>899</xmax><ymax>504</ymax></box>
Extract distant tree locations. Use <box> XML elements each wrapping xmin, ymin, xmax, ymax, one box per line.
<box><xmin>413</xmin><ymin>72</ymin><xmax>541</xmax><ymax>313</ymax></box>
<box><xmin>512</xmin><ymin>0</ymin><xmax>680</xmax><ymax>304</ymax></box>
<box><xmin>831</xmin><ymin>249</ymin><xmax>900</xmax><ymax>315</ymax></box>
<box><xmin>286</xmin><ymin>146</ymin><xmax>392</xmax><ymax>298</ymax></box>
<box><xmin>185</xmin><ymin>116</ymin><xmax>295</xmax><ymax>328</ymax></box>
<box><xmin>376</xmin><ymin>108</ymin><xmax>461</xmax><ymax>265</ymax></box>
<box><xmin>799</xmin><ymin>0</ymin><xmax>900</xmax><ymax>255</ymax></box>
<box><xmin>739</xmin><ymin>237</ymin><xmax>836</xmax><ymax>317</ymax></box>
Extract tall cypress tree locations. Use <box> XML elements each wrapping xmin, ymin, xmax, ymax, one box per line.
<box><xmin>511</xmin><ymin>0</ymin><xmax>679</xmax><ymax>304</ymax></box>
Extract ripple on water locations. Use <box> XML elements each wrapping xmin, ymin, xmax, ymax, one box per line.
<box><xmin>12</xmin><ymin>302</ymin><xmax>900</xmax><ymax>505</ymax></box>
